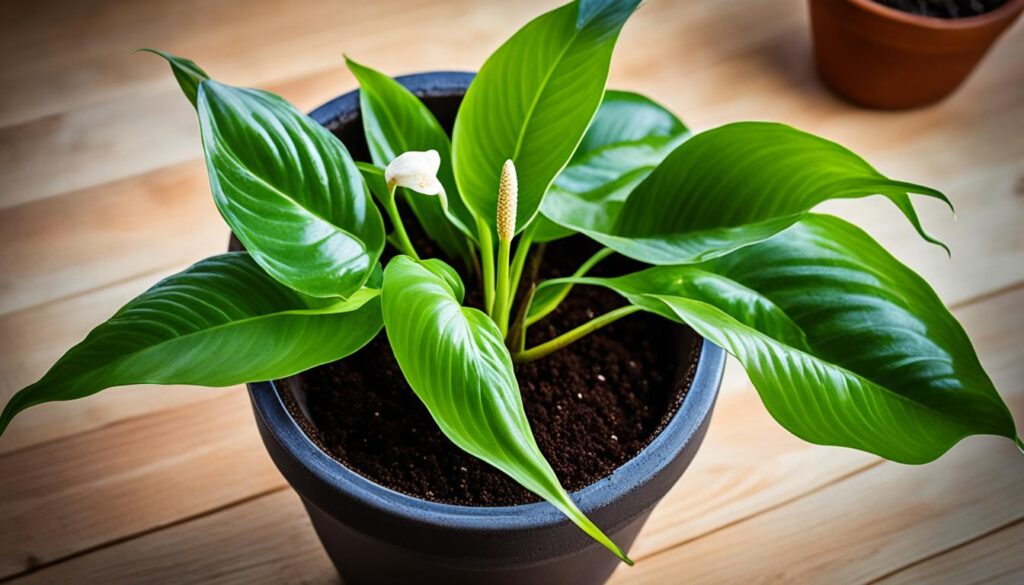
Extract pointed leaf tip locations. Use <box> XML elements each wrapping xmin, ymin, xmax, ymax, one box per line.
<box><xmin>576</xmin><ymin>0</ymin><xmax>641</xmax><ymax>29</ymax></box>
<box><xmin>138</xmin><ymin>48</ymin><xmax>209</xmax><ymax>107</ymax></box>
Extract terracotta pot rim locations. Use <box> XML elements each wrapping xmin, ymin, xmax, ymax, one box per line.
<box><xmin>844</xmin><ymin>0</ymin><xmax>1024</xmax><ymax>30</ymax></box>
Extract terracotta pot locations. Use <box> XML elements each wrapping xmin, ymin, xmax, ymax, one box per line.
<box><xmin>809</xmin><ymin>0</ymin><xmax>1024</xmax><ymax>108</ymax></box>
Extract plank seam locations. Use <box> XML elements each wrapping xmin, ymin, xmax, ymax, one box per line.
<box><xmin>863</xmin><ymin>515</ymin><xmax>1024</xmax><ymax>585</ymax></box>
<box><xmin>0</xmin><ymin>485</ymin><xmax>290</xmax><ymax>583</ymax></box>
<box><xmin>633</xmin><ymin>458</ymin><xmax>886</xmax><ymax>562</ymax></box>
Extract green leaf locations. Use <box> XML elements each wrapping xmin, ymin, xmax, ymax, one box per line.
<box><xmin>0</xmin><ymin>253</ymin><xmax>383</xmax><ymax>435</ymax></box>
<box><xmin>198</xmin><ymin>80</ymin><xmax>385</xmax><ymax>298</ymax></box>
<box><xmin>535</xmin><ymin>91</ymin><xmax>689</xmax><ymax>243</ymax></box>
<box><xmin>452</xmin><ymin>0</ymin><xmax>640</xmax><ymax>237</ymax></box>
<box><xmin>545</xmin><ymin>122</ymin><xmax>952</xmax><ymax>265</ymax></box>
<box><xmin>152</xmin><ymin>50</ymin><xmax>385</xmax><ymax>299</ymax></box>
<box><xmin>536</xmin><ymin>135</ymin><xmax>688</xmax><ymax>242</ymax></box>
<box><xmin>346</xmin><ymin>57</ymin><xmax>476</xmax><ymax>261</ymax></box>
<box><xmin>575</xmin><ymin>90</ymin><xmax>687</xmax><ymax>155</ymax></box>
<box><xmin>381</xmin><ymin>256</ymin><xmax>630</xmax><ymax>563</ymax></box>
<box><xmin>138</xmin><ymin>48</ymin><xmax>208</xmax><ymax>107</ymax></box>
<box><xmin>544</xmin><ymin>215</ymin><xmax>1018</xmax><ymax>463</ymax></box>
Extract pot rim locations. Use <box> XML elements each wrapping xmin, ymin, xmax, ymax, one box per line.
<box><xmin>841</xmin><ymin>0</ymin><xmax>1024</xmax><ymax>30</ymax></box>
<box><xmin>247</xmin><ymin>70</ymin><xmax>727</xmax><ymax>534</ymax></box>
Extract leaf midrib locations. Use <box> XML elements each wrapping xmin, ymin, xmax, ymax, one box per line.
<box><xmin>509</xmin><ymin>18</ymin><xmax>583</xmax><ymax>162</ymax></box>
<box><xmin>51</xmin><ymin>294</ymin><xmax>376</xmax><ymax>388</ymax></box>
<box><xmin>654</xmin><ymin>294</ymin><xmax>992</xmax><ymax>432</ymax></box>
<box><xmin>200</xmin><ymin>86</ymin><xmax>373</xmax><ymax>259</ymax></box>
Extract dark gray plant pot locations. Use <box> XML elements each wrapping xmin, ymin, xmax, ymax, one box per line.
<box><xmin>246</xmin><ymin>71</ymin><xmax>726</xmax><ymax>585</ymax></box>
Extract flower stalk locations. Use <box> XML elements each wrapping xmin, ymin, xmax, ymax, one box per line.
<box><xmin>382</xmin><ymin>150</ymin><xmax>450</xmax><ymax>260</ymax></box>
<box><xmin>382</xmin><ymin>183</ymin><xmax>419</xmax><ymax>260</ymax></box>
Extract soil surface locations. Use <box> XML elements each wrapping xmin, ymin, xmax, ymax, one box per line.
<box><xmin>873</xmin><ymin>0</ymin><xmax>1007</xmax><ymax>18</ymax></box>
<box><xmin>282</xmin><ymin>235</ymin><xmax>702</xmax><ymax>506</ymax></box>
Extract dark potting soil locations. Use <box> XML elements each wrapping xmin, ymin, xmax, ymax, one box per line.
<box><xmin>872</xmin><ymin>0</ymin><xmax>1007</xmax><ymax>18</ymax></box>
<box><xmin>281</xmin><ymin>235</ymin><xmax>702</xmax><ymax>506</ymax></box>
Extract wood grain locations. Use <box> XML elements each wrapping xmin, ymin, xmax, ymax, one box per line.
<box><xmin>0</xmin><ymin>391</ymin><xmax>279</xmax><ymax>578</ymax></box>
<box><xmin>6</xmin><ymin>489</ymin><xmax>334</xmax><ymax>585</ymax></box>
<box><xmin>873</xmin><ymin>519</ymin><xmax>1024</xmax><ymax>585</ymax></box>
<box><xmin>609</xmin><ymin>425</ymin><xmax>1024</xmax><ymax>584</ymax></box>
<box><xmin>0</xmin><ymin>0</ymin><xmax>1021</xmax><ymax>582</ymax></box>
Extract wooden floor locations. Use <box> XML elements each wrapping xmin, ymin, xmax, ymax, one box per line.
<box><xmin>1</xmin><ymin>0</ymin><xmax>1022</xmax><ymax>583</ymax></box>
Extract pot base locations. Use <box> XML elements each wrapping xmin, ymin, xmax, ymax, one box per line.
<box><xmin>303</xmin><ymin>497</ymin><xmax>649</xmax><ymax>585</ymax></box>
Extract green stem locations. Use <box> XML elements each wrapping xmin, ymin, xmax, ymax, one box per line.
<box><xmin>508</xmin><ymin>282</ymin><xmax>536</xmax><ymax>353</ymax></box>
<box><xmin>477</xmin><ymin>217</ymin><xmax>496</xmax><ymax>314</ymax></box>
<box><xmin>507</xmin><ymin>221</ymin><xmax>538</xmax><ymax>310</ymax></box>
<box><xmin>494</xmin><ymin>237</ymin><xmax>513</xmax><ymax>336</ymax></box>
<box><xmin>383</xmin><ymin>185</ymin><xmax>419</xmax><ymax>260</ymax></box>
<box><xmin>525</xmin><ymin>247</ymin><xmax>613</xmax><ymax>328</ymax></box>
<box><xmin>512</xmin><ymin>305</ymin><xmax>642</xmax><ymax>363</ymax></box>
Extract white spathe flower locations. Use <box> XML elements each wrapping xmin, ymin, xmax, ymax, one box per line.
<box><xmin>385</xmin><ymin>150</ymin><xmax>444</xmax><ymax>196</ymax></box>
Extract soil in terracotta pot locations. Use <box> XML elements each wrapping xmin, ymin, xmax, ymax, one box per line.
<box><xmin>873</xmin><ymin>0</ymin><xmax>1007</xmax><ymax>18</ymax></box>
<box><xmin>282</xmin><ymin>231</ymin><xmax>702</xmax><ymax>506</ymax></box>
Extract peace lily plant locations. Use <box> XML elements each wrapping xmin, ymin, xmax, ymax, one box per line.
<box><xmin>2</xmin><ymin>0</ymin><xmax>1019</xmax><ymax>566</ymax></box>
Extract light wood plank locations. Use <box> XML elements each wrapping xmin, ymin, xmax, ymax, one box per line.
<box><xmin>0</xmin><ymin>161</ymin><xmax>224</xmax><ymax>316</ymax></box>
<box><xmin>7</xmin><ymin>489</ymin><xmax>334</xmax><ymax>585</ymax></box>
<box><xmin>611</xmin><ymin>425</ymin><xmax>1024</xmax><ymax>584</ymax></box>
<box><xmin>874</xmin><ymin>520</ymin><xmax>1024</xmax><ymax>585</ymax></box>
<box><xmin>0</xmin><ymin>0</ymin><xmax>540</xmax><ymax>127</ymax></box>
<box><xmin>0</xmin><ymin>390</ymin><xmax>281</xmax><ymax>579</ymax></box>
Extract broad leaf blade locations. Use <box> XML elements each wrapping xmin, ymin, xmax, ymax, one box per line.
<box><xmin>452</xmin><ymin>0</ymin><xmax>640</xmax><ymax>237</ymax></box>
<box><xmin>346</xmin><ymin>57</ymin><xmax>477</xmax><ymax>259</ymax></box>
<box><xmin>545</xmin><ymin>122</ymin><xmax>952</xmax><ymax>265</ymax></box>
<box><xmin>536</xmin><ymin>135</ymin><xmax>688</xmax><ymax>242</ymax></box>
<box><xmin>575</xmin><ymin>90</ymin><xmax>687</xmax><ymax>156</ymax></box>
<box><xmin>199</xmin><ymin>80</ymin><xmax>385</xmax><ymax>298</ymax></box>
<box><xmin>151</xmin><ymin>50</ymin><xmax>385</xmax><ymax>299</ymax></box>
<box><xmin>536</xmin><ymin>90</ymin><xmax>690</xmax><ymax>243</ymax></box>
<box><xmin>0</xmin><ymin>253</ymin><xmax>382</xmax><ymax>435</ymax></box>
<box><xmin>382</xmin><ymin>256</ymin><xmax>630</xmax><ymax>563</ymax></box>
<box><xmin>546</xmin><ymin>215</ymin><xmax>1017</xmax><ymax>463</ymax></box>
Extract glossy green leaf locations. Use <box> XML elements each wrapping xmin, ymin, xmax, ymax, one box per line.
<box><xmin>139</xmin><ymin>48</ymin><xmax>208</xmax><ymax>107</ymax></box>
<box><xmin>452</xmin><ymin>0</ymin><xmax>640</xmax><ymax>237</ymax></box>
<box><xmin>535</xmin><ymin>91</ymin><xmax>689</xmax><ymax>243</ymax></box>
<box><xmin>542</xmin><ymin>214</ymin><xmax>1018</xmax><ymax>463</ymax></box>
<box><xmin>381</xmin><ymin>255</ymin><xmax>630</xmax><ymax>563</ymax></box>
<box><xmin>536</xmin><ymin>135</ymin><xmax>688</xmax><ymax>242</ymax></box>
<box><xmin>346</xmin><ymin>57</ymin><xmax>476</xmax><ymax>261</ymax></box>
<box><xmin>0</xmin><ymin>253</ymin><xmax>383</xmax><ymax>435</ymax></box>
<box><xmin>153</xmin><ymin>51</ymin><xmax>385</xmax><ymax>299</ymax></box>
<box><xmin>576</xmin><ymin>90</ymin><xmax>687</xmax><ymax>155</ymax></box>
<box><xmin>545</xmin><ymin>122</ymin><xmax>952</xmax><ymax>265</ymax></box>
